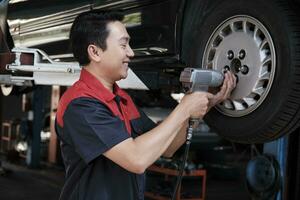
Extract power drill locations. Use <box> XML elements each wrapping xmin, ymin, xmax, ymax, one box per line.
<box><xmin>179</xmin><ymin>67</ymin><xmax>224</xmax><ymax>142</ymax></box>
<box><xmin>171</xmin><ymin>68</ymin><xmax>224</xmax><ymax>200</ymax></box>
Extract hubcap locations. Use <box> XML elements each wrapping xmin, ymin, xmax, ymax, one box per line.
<box><xmin>202</xmin><ymin>15</ymin><xmax>276</xmax><ymax>117</ymax></box>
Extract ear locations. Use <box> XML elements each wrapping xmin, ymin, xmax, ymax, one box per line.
<box><xmin>87</xmin><ymin>45</ymin><xmax>103</xmax><ymax>63</ymax></box>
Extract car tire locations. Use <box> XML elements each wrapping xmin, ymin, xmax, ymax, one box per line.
<box><xmin>181</xmin><ymin>0</ymin><xmax>300</xmax><ymax>143</ymax></box>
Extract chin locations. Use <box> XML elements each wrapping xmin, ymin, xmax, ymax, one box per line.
<box><xmin>120</xmin><ymin>74</ymin><xmax>128</xmax><ymax>80</ymax></box>
<box><xmin>116</xmin><ymin>73</ymin><xmax>128</xmax><ymax>81</ymax></box>
<box><xmin>121</xmin><ymin>70</ymin><xmax>128</xmax><ymax>79</ymax></box>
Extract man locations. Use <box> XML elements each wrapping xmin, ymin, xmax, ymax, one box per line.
<box><xmin>55</xmin><ymin>10</ymin><xmax>236</xmax><ymax>200</ymax></box>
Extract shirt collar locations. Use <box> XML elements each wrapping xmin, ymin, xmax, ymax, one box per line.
<box><xmin>79</xmin><ymin>68</ymin><xmax>127</xmax><ymax>103</ymax></box>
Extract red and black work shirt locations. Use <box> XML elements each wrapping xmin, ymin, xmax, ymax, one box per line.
<box><xmin>55</xmin><ymin>69</ymin><xmax>156</xmax><ymax>200</ymax></box>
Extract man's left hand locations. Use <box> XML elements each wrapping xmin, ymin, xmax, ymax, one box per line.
<box><xmin>208</xmin><ymin>71</ymin><xmax>237</xmax><ymax>110</ymax></box>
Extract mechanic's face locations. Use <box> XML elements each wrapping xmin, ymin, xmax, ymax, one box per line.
<box><xmin>100</xmin><ymin>21</ymin><xmax>134</xmax><ymax>81</ymax></box>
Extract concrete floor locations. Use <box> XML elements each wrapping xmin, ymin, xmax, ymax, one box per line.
<box><xmin>0</xmin><ymin>161</ymin><xmax>64</xmax><ymax>200</ymax></box>
<box><xmin>0</xmin><ymin>160</ymin><xmax>250</xmax><ymax>200</ymax></box>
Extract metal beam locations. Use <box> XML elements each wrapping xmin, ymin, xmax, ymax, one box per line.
<box><xmin>28</xmin><ymin>86</ymin><xmax>44</xmax><ymax>168</ymax></box>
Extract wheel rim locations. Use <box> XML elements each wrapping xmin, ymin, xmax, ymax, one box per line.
<box><xmin>202</xmin><ymin>15</ymin><xmax>276</xmax><ymax>117</ymax></box>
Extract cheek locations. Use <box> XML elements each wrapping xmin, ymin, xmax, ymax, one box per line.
<box><xmin>110</xmin><ymin>50</ymin><xmax>124</xmax><ymax>65</ymax></box>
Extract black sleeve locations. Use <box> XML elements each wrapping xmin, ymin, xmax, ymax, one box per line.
<box><xmin>137</xmin><ymin>107</ymin><xmax>157</xmax><ymax>133</ymax></box>
<box><xmin>63</xmin><ymin>97</ymin><xmax>130</xmax><ymax>164</ymax></box>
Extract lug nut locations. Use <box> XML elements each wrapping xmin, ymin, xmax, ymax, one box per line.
<box><xmin>239</xmin><ymin>49</ymin><xmax>246</xmax><ymax>60</ymax></box>
<box><xmin>223</xmin><ymin>65</ymin><xmax>230</xmax><ymax>73</ymax></box>
<box><xmin>240</xmin><ymin>65</ymin><xmax>249</xmax><ymax>74</ymax></box>
<box><xmin>227</xmin><ymin>50</ymin><xmax>234</xmax><ymax>60</ymax></box>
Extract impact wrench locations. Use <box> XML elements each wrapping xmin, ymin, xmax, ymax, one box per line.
<box><xmin>171</xmin><ymin>68</ymin><xmax>224</xmax><ymax>200</ymax></box>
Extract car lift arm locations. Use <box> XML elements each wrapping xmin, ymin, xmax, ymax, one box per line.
<box><xmin>0</xmin><ymin>46</ymin><xmax>149</xmax><ymax>90</ymax></box>
<box><xmin>0</xmin><ymin>47</ymin><xmax>81</xmax><ymax>86</ymax></box>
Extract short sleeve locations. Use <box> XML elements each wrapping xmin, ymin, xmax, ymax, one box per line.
<box><xmin>63</xmin><ymin>97</ymin><xmax>130</xmax><ymax>164</ymax></box>
<box><xmin>129</xmin><ymin>108</ymin><xmax>157</xmax><ymax>137</ymax></box>
<box><xmin>138</xmin><ymin>107</ymin><xmax>157</xmax><ymax>133</ymax></box>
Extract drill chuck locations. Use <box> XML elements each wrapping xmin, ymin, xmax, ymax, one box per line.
<box><xmin>180</xmin><ymin>68</ymin><xmax>224</xmax><ymax>93</ymax></box>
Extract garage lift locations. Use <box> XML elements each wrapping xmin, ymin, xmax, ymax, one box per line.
<box><xmin>1</xmin><ymin>1</ymin><xmax>299</xmax><ymax>199</ymax></box>
<box><xmin>1</xmin><ymin>45</ymin><xmax>299</xmax><ymax>200</ymax></box>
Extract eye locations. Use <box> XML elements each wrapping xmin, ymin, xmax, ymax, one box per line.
<box><xmin>121</xmin><ymin>44</ymin><xmax>127</xmax><ymax>49</ymax></box>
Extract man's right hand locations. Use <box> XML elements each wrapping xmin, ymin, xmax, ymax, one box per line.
<box><xmin>179</xmin><ymin>91</ymin><xmax>213</xmax><ymax>119</ymax></box>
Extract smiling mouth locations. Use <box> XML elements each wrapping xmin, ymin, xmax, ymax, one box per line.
<box><xmin>123</xmin><ymin>61</ymin><xmax>130</xmax><ymax>66</ymax></box>
<box><xmin>123</xmin><ymin>62</ymin><xmax>129</xmax><ymax>68</ymax></box>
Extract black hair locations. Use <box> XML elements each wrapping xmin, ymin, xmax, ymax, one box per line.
<box><xmin>70</xmin><ymin>10</ymin><xmax>124</xmax><ymax>66</ymax></box>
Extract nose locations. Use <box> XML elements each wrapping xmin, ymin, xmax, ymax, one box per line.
<box><xmin>127</xmin><ymin>45</ymin><xmax>134</xmax><ymax>58</ymax></box>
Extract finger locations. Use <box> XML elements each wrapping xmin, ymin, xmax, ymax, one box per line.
<box><xmin>213</xmin><ymin>73</ymin><xmax>229</xmax><ymax>99</ymax></box>
<box><xmin>224</xmin><ymin>72</ymin><xmax>230</xmax><ymax>82</ymax></box>
<box><xmin>221</xmin><ymin>73</ymin><xmax>229</xmax><ymax>88</ymax></box>
<box><xmin>225</xmin><ymin>76</ymin><xmax>234</xmax><ymax>98</ymax></box>
<box><xmin>232</xmin><ymin>75</ymin><xmax>237</xmax><ymax>88</ymax></box>
<box><xmin>226</xmin><ymin>72</ymin><xmax>235</xmax><ymax>89</ymax></box>
<box><xmin>230</xmin><ymin>73</ymin><xmax>236</xmax><ymax>88</ymax></box>
<box><xmin>231</xmin><ymin>73</ymin><xmax>237</xmax><ymax>89</ymax></box>
<box><xmin>206</xmin><ymin>93</ymin><xmax>214</xmax><ymax>100</ymax></box>
<box><xmin>221</xmin><ymin>75</ymin><xmax>230</xmax><ymax>95</ymax></box>
<box><xmin>216</xmin><ymin>82</ymin><xmax>228</xmax><ymax>100</ymax></box>
<box><xmin>229</xmin><ymin>73</ymin><xmax>235</xmax><ymax>87</ymax></box>
<box><xmin>228</xmin><ymin>72</ymin><xmax>234</xmax><ymax>86</ymax></box>
<box><xmin>223</xmin><ymin>75</ymin><xmax>230</xmax><ymax>89</ymax></box>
